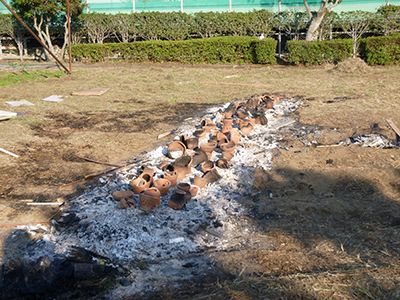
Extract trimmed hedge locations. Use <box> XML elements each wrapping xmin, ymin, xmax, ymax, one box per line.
<box><xmin>71</xmin><ymin>36</ymin><xmax>277</xmax><ymax>64</ymax></box>
<box><xmin>359</xmin><ymin>34</ymin><xmax>400</xmax><ymax>65</ymax></box>
<box><xmin>286</xmin><ymin>39</ymin><xmax>353</xmax><ymax>66</ymax></box>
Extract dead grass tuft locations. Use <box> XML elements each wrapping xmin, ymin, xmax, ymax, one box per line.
<box><xmin>330</xmin><ymin>57</ymin><xmax>371</xmax><ymax>74</ymax></box>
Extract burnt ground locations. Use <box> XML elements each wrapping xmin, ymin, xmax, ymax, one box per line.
<box><xmin>1</xmin><ymin>61</ymin><xmax>400</xmax><ymax>299</ymax></box>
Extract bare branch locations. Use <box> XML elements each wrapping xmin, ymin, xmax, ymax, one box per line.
<box><xmin>303</xmin><ymin>0</ymin><xmax>313</xmax><ymax>21</ymax></box>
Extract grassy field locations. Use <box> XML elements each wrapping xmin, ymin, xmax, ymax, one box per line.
<box><xmin>1</xmin><ymin>59</ymin><xmax>400</xmax><ymax>299</ymax></box>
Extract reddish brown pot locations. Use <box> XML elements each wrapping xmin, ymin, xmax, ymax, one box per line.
<box><xmin>236</xmin><ymin>107</ymin><xmax>249</xmax><ymax>119</ymax></box>
<box><xmin>118</xmin><ymin>197</ymin><xmax>136</xmax><ymax>209</ymax></box>
<box><xmin>200</xmin><ymin>141</ymin><xmax>217</xmax><ymax>158</ymax></box>
<box><xmin>143</xmin><ymin>187</ymin><xmax>161</xmax><ymax>203</ymax></box>
<box><xmin>167</xmin><ymin>140</ymin><xmax>187</xmax><ymax>159</ymax></box>
<box><xmin>216</xmin><ymin>158</ymin><xmax>229</xmax><ymax>169</ymax></box>
<box><xmin>191</xmin><ymin>149</ymin><xmax>208</xmax><ymax>167</ymax></box>
<box><xmin>193</xmin><ymin>175</ymin><xmax>208</xmax><ymax>189</ymax></box>
<box><xmin>222</xmin><ymin>117</ymin><xmax>233</xmax><ymax>127</ymax></box>
<box><xmin>164</xmin><ymin>170</ymin><xmax>178</xmax><ymax>187</ymax></box>
<box><xmin>195</xmin><ymin>128</ymin><xmax>206</xmax><ymax>139</ymax></box>
<box><xmin>130</xmin><ymin>175</ymin><xmax>152</xmax><ymax>194</ymax></box>
<box><xmin>113</xmin><ymin>190</ymin><xmax>134</xmax><ymax>201</ymax></box>
<box><xmin>241</xmin><ymin>123</ymin><xmax>254</xmax><ymax>135</ymax></box>
<box><xmin>219</xmin><ymin>141</ymin><xmax>236</xmax><ymax>154</ymax></box>
<box><xmin>153</xmin><ymin>178</ymin><xmax>171</xmax><ymax>196</ymax></box>
<box><xmin>201</xmin><ymin>160</ymin><xmax>215</xmax><ymax>173</ymax></box>
<box><xmin>189</xmin><ymin>186</ymin><xmax>199</xmax><ymax>197</ymax></box>
<box><xmin>139</xmin><ymin>193</ymin><xmax>159</xmax><ymax>211</ymax></box>
<box><xmin>222</xmin><ymin>151</ymin><xmax>234</xmax><ymax>161</ymax></box>
<box><xmin>174</xmin><ymin>155</ymin><xmax>192</xmax><ymax>179</ymax></box>
<box><xmin>221</xmin><ymin>125</ymin><xmax>232</xmax><ymax>135</ymax></box>
<box><xmin>203</xmin><ymin>168</ymin><xmax>222</xmax><ymax>183</ymax></box>
<box><xmin>176</xmin><ymin>182</ymin><xmax>191</xmax><ymax>193</ymax></box>
<box><xmin>139</xmin><ymin>166</ymin><xmax>155</xmax><ymax>178</ymax></box>
<box><xmin>168</xmin><ymin>189</ymin><xmax>186</xmax><ymax>210</ymax></box>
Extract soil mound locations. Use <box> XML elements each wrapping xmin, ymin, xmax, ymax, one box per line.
<box><xmin>330</xmin><ymin>57</ymin><xmax>371</xmax><ymax>74</ymax></box>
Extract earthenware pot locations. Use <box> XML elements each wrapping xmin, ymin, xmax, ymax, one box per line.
<box><xmin>168</xmin><ymin>189</ymin><xmax>186</xmax><ymax>210</ymax></box>
<box><xmin>222</xmin><ymin>117</ymin><xmax>233</xmax><ymax>127</ymax></box>
<box><xmin>189</xmin><ymin>186</ymin><xmax>199</xmax><ymax>197</ymax></box>
<box><xmin>167</xmin><ymin>140</ymin><xmax>186</xmax><ymax>159</ymax></box>
<box><xmin>215</xmin><ymin>132</ymin><xmax>229</xmax><ymax>146</ymax></box>
<box><xmin>138</xmin><ymin>165</ymin><xmax>155</xmax><ymax>178</ymax></box>
<box><xmin>224</xmin><ymin>104</ymin><xmax>236</xmax><ymax>118</ymax></box>
<box><xmin>200</xmin><ymin>141</ymin><xmax>217</xmax><ymax>159</ymax></box>
<box><xmin>130</xmin><ymin>174</ymin><xmax>152</xmax><ymax>194</ymax></box>
<box><xmin>203</xmin><ymin>168</ymin><xmax>222</xmax><ymax>183</ymax></box>
<box><xmin>221</xmin><ymin>125</ymin><xmax>232</xmax><ymax>136</ymax></box>
<box><xmin>184</xmin><ymin>137</ymin><xmax>199</xmax><ymax>150</ymax></box>
<box><xmin>219</xmin><ymin>141</ymin><xmax>236</xmax><ymax>154</ymax></box>
<box><xmin>194</xmin><ymin>128</ymin><xmax>206</xmax><ymax>139</ymax></box>
<box><xmin>174</xmin><ymin>155</ymin><xmax>192</xmax><ymax>179</ymax></box>
<box><xmin>139</xmin><ymin>192</ymin><xmax>159</xmax><ymax>211</ymax></box>
<box><xmin>236</xmin><ymin>107</ymin><xmax>249</xmax><ymax>119</ymax></box>
<box><xmin>113</xmin><ymin>190</ymin><xmax>134</xmax><ymax>201</ymax></box>
<box><xmin>193</xmin><ymin>175</ymin><xmax>208</xmax><ymax>189</ymax></box>
<box><xmin>164</xmin><ymin>170</ymin><xmax>178</xmax><ymax>187</ymax></box>
<box><xmin>159</xmin><ymin>160</ymin><xmax>171</xmax><ymax>170</ymax></box>
<box><xmin>222</xmin><ymin>151</ymin><xmax>234</xmax><ymax>161</ymax></box>
<box><xmin>201</xmin><ymin>160</ymin><xmax>215</xmax><ymax>173</ymax></box>
<box><xmin>229</xmin><ymin>128</ymin><xmax>242</xmax><ymax>144</ymax></box>
<box><xmin>143</xmin><ymin>187</ymin><xmax>161</xmax><ymax>203</ymax></box>
<box><xmin>240</xmin><ymin>123</ymin><xmax>254</xmax><ymax>135</ymax></box>
<box><xmin>175</xmin><ymin>184</ymin><xmax>191</xmax><ymax>203</ymax></box>
<box><xmin>191</xmin><ymin>148</ymin><xmax>208</xmax><ymax>167</ymax></box>
<box><xmin>255</xmin><ymin>114</ymin><xmax>268</xmax><ymax>126</ymax></box>
<box><xmin>117</xmin><ymin>197</ymin><xmax>136</xmax><ymax>209</ymax></box>
<box><xmin>153</xmin><ymin>178</ymin><xmax>171</xmax><ymax>196</ymax></box>
<box><xmin>216</xmin><ymin>158</ymin><xmax>229</xmax><ymax>169</ymax></box>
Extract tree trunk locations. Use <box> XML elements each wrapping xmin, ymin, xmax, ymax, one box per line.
<box><xmin>305</xmin><ymin>0</ymin><xmax>340</xmax><ymax>41</ymax></box>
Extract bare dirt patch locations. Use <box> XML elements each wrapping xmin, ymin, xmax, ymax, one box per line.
<box><xmin>1</xmin><ymin>61</ymin><xmax>400</xmax><ymax>299</ymax></box>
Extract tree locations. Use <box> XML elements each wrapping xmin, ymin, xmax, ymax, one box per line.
<box><xmin>273</xmin><ymin>11</ymin><xmax>309</xmax><ymax>41</ymax></box>
<box><xmin>374</xmin><ymin>4</ymin><xmax>400</xmax><ymax>36</ymax></box>
<box><xmin>339</xmin><ymin>11</ymin><xmax>374</xmax><ymax>58</ymax></box>
<box><xmin>0</xmin><ymin>14</ymin><xmax>29</xmax><ymax>61</ymax></box>
<box><xmin>11</xmin><ymin>0</ymin><xmax>85</xmax><ymax>60</ymax></box>
<box><xmin>304</xmin><ymin>0</ymin><xmax>342</xmax><ymax>41</ymax></box>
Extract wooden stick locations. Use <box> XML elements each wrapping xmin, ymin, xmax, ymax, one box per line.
<box><xmin>75</xmin><ymin>154</ymin><xmax>123</xmax><ymax>167</ymax></box>
<box><xmin>386</xmin><ymin>119</ymin><xmax>400</xmax><ymax>143</ymax></box>
<box><xmin>200</xmin><ymin>81</ymin><xmax>273</xmax><ymax>87</ymax></box>
<box><xmin>26</xmin><ymin>202</ymin><xmax>63</xmax><ymax>206</ymax></box>
<box><xmin>60</xmin><ymin>164</ymin><xmax>127</xmax><ymax>188</ymax></box>
<box><xmin>0</xmin><ymin>147</ymin><xmax>19</xmax><ymax>158</ymax></box>
<box><xmin>0</xmin><ymin>222</ymin><xmax>51</xmax><ymax>227</ymax></box>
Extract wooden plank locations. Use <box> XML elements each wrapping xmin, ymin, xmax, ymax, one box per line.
<box><xmin>71</xmin><ymin>88</ymin><xmax>109</xmax><ymax>96</ymax></box>
<box><xmin>386</xmin><ymin>119</ymin><xmax>400</xmax><ymax>143</ymax></box>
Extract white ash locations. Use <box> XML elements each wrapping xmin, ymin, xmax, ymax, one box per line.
<box><xmin>7</xmin><ymin>96</ymin><xmax>304</xmax><ymax>296</ymax></box>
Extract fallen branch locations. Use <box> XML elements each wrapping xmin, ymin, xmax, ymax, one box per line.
<box><xmin>75</xmin><ymin>154</ymin><xmax>123</xmax><ymax>167</ymax></box>
<box><xmin>0</xmin><ymin>147</ymin><xmax>19</xmax><ymax>158</ymax></box>
<box><xmin>200</xmin><ymin>81</ymin><xmax>273</xmax><ymax>87</ymax></box>
<box><xmin>26</xmin><ymin>202</ymin><xmax>63</xmax><ymax>206</ymax></box>
<box><xmin>0</xmin><ymin>222</ymin><xmax>51</xmax><ymax>227</ymax></box>
<box><xmin>386</xmin><ymin>119</ymin><xmax>400</xmax><ymax>143</ymax></box>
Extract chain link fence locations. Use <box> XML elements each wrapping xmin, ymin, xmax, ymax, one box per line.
<box><xmin>1</xmin><ymin>0</ymin><xmax>399</xmax><ymax>14</ymax></box>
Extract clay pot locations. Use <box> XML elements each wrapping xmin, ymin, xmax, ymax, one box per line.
<box><xmin>175</xmin><ymin>184</ymin><xmax>192</xmax><ymax>203</ymax></box>
<box><xmin>221</xmin><ymin>125</ymin><xmax>233</xmax><ymax>135</ymax></box>
<box><xmin>241</xmin><ymin>123</ymin><xmax>254</xmax><ymax>135</ymax></box>
<box><xmin>222</xmin><ymin>151</ymin><xmax>234</xmax><ymax>161</ymax></box>
<box><xmin>153</xmin><ymin>178</ymin><xmax>171</xmax><ymax>196</ymax></box>
<box><xmin>194</xmin><ymin>128</ymin><xmax>206</xmax><ymax>139</ymax></box>
<box><xmin>222</xmin><ymin>117</ymin><xmax>233</xmax><ymax>127</ymax></box>
<box><xmin>117</xmin><ymin>197</ymin><xmax>136</xmax><ymax>210</ymax></box>
<box><xmin>236</xmin><ymin>107</ymin><xmax>249</xmax><ymax>119</ymax></box>
<box><xmin>201</xmin><ymin>160</ymin><xmax>215</xmax><ymax>173</ymax></box>
<box><xmin>216</xmin><ymin>158</ymin><xmax>229</xmax><ymax>169</ymax></box>
<box><xmin>168</xmin><ymin>189</ymin><xmax>186</xmax><ymax>210</ymax></box>
<box><xmin>180</xmin><ymin>135</ymin><xmax>199</xmax><ymax>150</ymax></box>
<box><xmin>130</xmin><ymin>174</ymin><xmax>152</xmax><ymax>194</ymax></box>
<box><xmin>174</xmin><ymin>155</ymin><xmax>192</xmax><ymax>179</ymax></box>
<box><xmin>200</xmin><ymin>141</ymin><xmax>218</xmax><ymax>159</ymax></box>
<box><xmin>215</xmin><ymin>132</ymin><xmax>229</xmax><ymax>146</ymax></box>
<box><xmin>265</xmin><ymin>99</ymin><xmax>274</xmax><ymax>109</ymax></box>
<box><xmin>189</xmin><ymin>186</ymin><xmax>199</xmax><ymax>197</ymax></box>
<box><xmin>143</xmin><ymin>187</ymin><xmax>161</xmax><ymax>203</ymax></box>
<box><xmin>229</xmin><ymin>128</ymin><xmax>242</xmax><ymax>144</ymax></box>
<box><xmin>219</xmin><ymin>141</ymin><xmax>236</xmax><ymax>154</ymax></box>
<box><xmin>167</xmin><ymin>141</ymin><xmax>186</xmax><ymax>159</ymax></box>
<box><xmin>191</xmin><ymin>148</ymin><xmax>208</xmax><ymax>167</ymax></box>
<box><xmin>138</xmin><ymin>165</ymin><xmax>155</xmax><ymax>178</ymax></box>
<box><xmin>224</xmin><ymin>104</ymin><xmax>236</xmax><ymax>118</ymax></box>
<box><xmin>193</xmin><ymin>175</ymin><xmax>208</xmax><ymax>189</ymax></box>
<box><xmin>139</xmin><ymin>193</ymin><xmax>159</xmax><ymax>211</ymax></box>
<box><xmin>113</xmin><ymin>190</ymin><xmax>134</xmax><ymax>201</ymax></box>
<box><xmin>203</xmin><ymin>168</ymin><xmax>222</xmax><ymax>183</ymax></box>
<box><xmin>164</xmin><ymin>170</ymin><xmax>178</xmax><ymax>187</ymax></box>
<box><xmin>203</xmin><ymin>123</ymin><xmax>217</xmax><ymax>133</ymax></box>
<box><xmin>200</xmin><ymin>119</ymin><xmax>214</xmax><ymax>127</ymax></box>
<box><xmin>159</xmin><ymin>160</ymin><xmax>171</xmax><ymax>170</ymax></box>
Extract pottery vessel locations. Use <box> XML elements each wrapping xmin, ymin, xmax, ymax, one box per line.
<box><xmin>240</xmin><ymin>123</ymin><xmax>254</xmax><ymax>135</ymax></box>
<box><xmin>167</xmin><ymin>141</ymin><xmax>186</xmax><ymax>159</ymax></box>
<box><xmin>200</xmin><ymin>141</ymin><xmax>217</xmax><ymax>158</ymax></box>
<box><xmin>164</xmin><ymin>170</ymin><xmax>178</xmax><ymax>187</ymax></box>
<box><xmin>222</xmin><ymin>117</ymin><xmax>233</xmax><ymax>127</ymax></box>
<box><xmin>174</xmin><ymin>155</ymin><xmax>192</xmax><ymax>179</ymax></box>
<box><xmin>236</xmin><ymin>107</ymin><xmax>249</xmax><ymax>119</ymax></box>
<box><xmin>193</xmin><ymin>175</ymin><xmax>208</xmax><ymax>189</ymax></box>
<box><xmin>130</xmin><ymin>174</ymin><xmax>152</xmax><ymax>194</ymax></box>
<box><xmin>168</xmin><ymin>189</ymin><xmax>186</xmax><ymax>210</ymax></box>
<box><xmin>143</xmin><ymin>187</ymin><xmax>161</xmax><ymax>203</ymax></box>
<box><xmin>138</xmin><ymin>166</ymin><xmax>155</xmax><ymax>178</ymax></box>
<box><xmin>203</xmin><ymin>168</ymin><xmax>222</xmax><ymax>183</ymax></box>
<box><xmin>189</xmin><ymin>186</ymin><xmax>199</xmax><ymax>197</ymax></box>
<box><xmin>219</xmin><ymin>141</ymin><xmax>236</xmax><ymax>154</ymax></box>
<box><xmin>222</xmin><ymin>151</ymin><xmax>234</xmax><ymax>161</ymax></box>
<box><xmin>176</xmin><ymin>182</ymin><xmax>191</xmax><ymax>193</ymax></box>
<box><xmin>153</xmin><ymin>178</ymin><xmax>172</xmax><ymax>196</ymax></box>
<box><xmin>113</xmin><ymin>190</ymin><xmax>134</xmax><ymax>201</ymax></box>
<box><xmin>139</xmin><ymin>192</ymin><xmax>160</xmax><ymax>211</ymax></box>
<box><xmin>201</xmin><ymin>160</ymin><xmax>215</xmax><ymax>173</ymax></box>
<box><xmin>216</xmin><ymin>158</ymin><xmax>229</xmax><ymax>169</ymax></box>
<box><xmin>191</xmin><ymin>148</ymin><xmax>208</xmax><ymax>167</ymax></box>
<box><xmin>194</xmin><ymin>128</ymin><xmax>206</xmax><ymax>139</ymax></box>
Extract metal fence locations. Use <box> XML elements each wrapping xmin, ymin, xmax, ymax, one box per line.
<box><xmin>1</xmin><ymin>0</ymin><xmax>399</xmax><ymax>14</ymax></box>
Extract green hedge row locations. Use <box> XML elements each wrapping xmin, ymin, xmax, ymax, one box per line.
<box><xmin>71</xmin><ymin>36</ymin><xmax>277</xmax><ymax>64</ymax></box>
<box><xmin>359</xmin><ymin>34</ymin><xmax>400</xmax><ymax>65</ymax></box>
<box><xmin>286</xmin><ymin>39</ymin><xmax>353</xmax><ymax>66</ymax></box>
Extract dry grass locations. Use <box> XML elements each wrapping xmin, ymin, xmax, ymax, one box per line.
<box><xmin>1</xmin><ymin>61</ymin><xmax>400</xmax><ymax>299</ymax></box>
